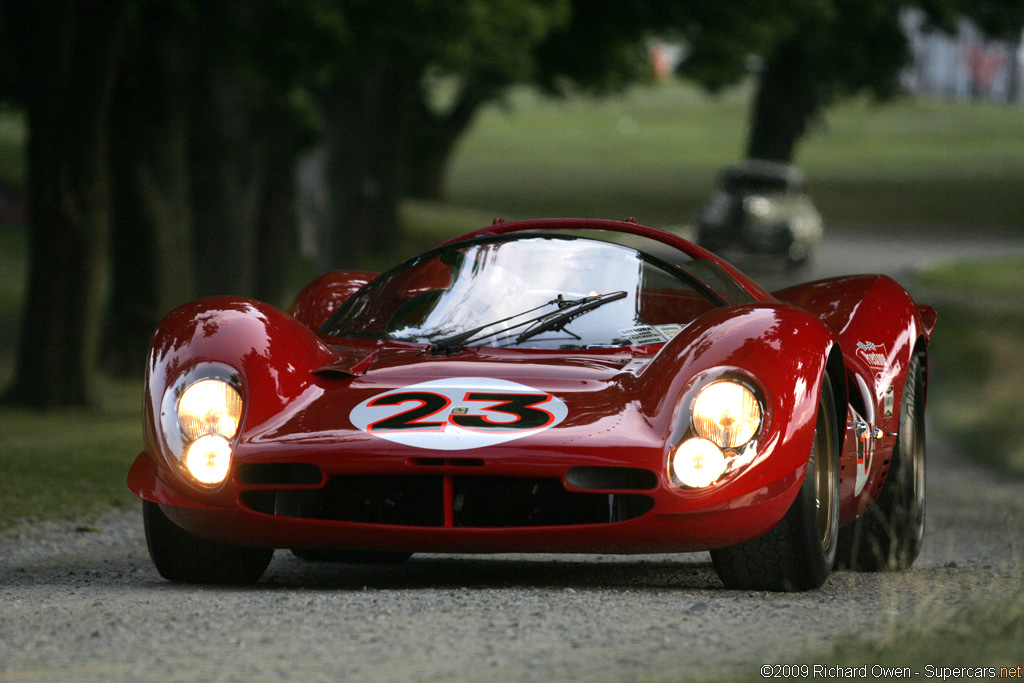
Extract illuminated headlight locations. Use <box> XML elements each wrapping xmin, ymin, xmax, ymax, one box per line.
<box><xmin>671</xmin><ymin>438</ymin><xmax>727</xmax><ymax>489</ymax></box>
<box><xmin>744</xmin><ymin>195</ymin><xmax>773</xmax><ymax>220</ymax></box>
<box><xmin>160</xmin><ymin>366</ymin><xmax>244</xmax><ymax>488</ymax></box>
<box><xmin>692</xmin><ymin>381</ymin><xmax>761</xmax><ymax>448</ymax></box>
<box><xmin>178</xmin><ymin>379</ymin><xmax>243</xmax><ymax>440</ymax></box>
<box><xmin>185</xmin><ymin>434</ymin><xmax>233</xmax><ymax>485</ymax></box>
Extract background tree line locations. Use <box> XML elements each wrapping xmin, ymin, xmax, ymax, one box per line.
<box><xmin>0</xmin><ymin>0</ymin><xmax>1018</xmax><ymax>409</ymax></box>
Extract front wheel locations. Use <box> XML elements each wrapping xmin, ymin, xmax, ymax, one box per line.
<box><xmin>711</xmin><ymin>374</ymin><xmax>840</xmax><ymax>591</ymax></box>
<box><xmin>835</xmin><ymin>353</ymin><xmax>926</xmax><ymax>571</ymax></box>
<box><xmin>143</xmin><ymin>500</ymin><xmax>273</xmax><ymax>584</ymax></box>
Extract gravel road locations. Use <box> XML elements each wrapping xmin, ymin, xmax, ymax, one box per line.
<box><xmin>2</xmin><ymin>232</ymin><xmax>1023</xmax><ymax>682</ymax></box>
<box><xmin>1</xmin><ymin>439</ymin><xmax>1021</xmax><ymax>682</ymax></box>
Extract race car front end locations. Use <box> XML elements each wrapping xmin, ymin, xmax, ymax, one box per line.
<box><xmin>128</xmin><ymin>299</ymin><xmax>823</xmax><ymax>560</ymax></box>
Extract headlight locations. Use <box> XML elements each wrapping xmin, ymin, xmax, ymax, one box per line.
<box><xmin>671</xmin><ymin>438</ymin><xmax>727</xmax><ymax>489</ymax></box>
<box><xmin>160</xmin><ymin>365</ymin><xmax>244</xmax><ymax>488</ymax></box>
<box><xmin>692</xmin><ymin>381</ymin><xmax>761</xmax><ymax>448</ymax></box>
<box><xmin>185</xmin><ymin>434</ymin><xmax>233</xmax><ymax>485</ymax></box>
<box><xmin>178</xmin><ymin>379</ymin><xmax>243</xmax><ymax>440</ymax></box>
<box><xmin>743</xmin><ymin>195</ymin><xmax>773</xmax><ymax>220</ymax></box>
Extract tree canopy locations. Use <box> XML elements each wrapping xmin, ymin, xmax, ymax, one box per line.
<box><xmin>1</xmin><ymin>0</ymin><xmax>1019</xmax><ymax>407</ymax></box>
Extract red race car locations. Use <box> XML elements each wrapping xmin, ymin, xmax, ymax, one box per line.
<box><xmin>128</xmin><ymin>218</ymin><xmax>935</xmax><ymax>591</ymax></box>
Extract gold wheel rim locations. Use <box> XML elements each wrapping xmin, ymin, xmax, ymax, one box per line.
<box><xmin>814</xmin><ymin>423</ymin><xmax>835</xmax><ymax>550</ymax></box>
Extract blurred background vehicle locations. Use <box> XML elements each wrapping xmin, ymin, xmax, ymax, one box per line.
<box><xmin>696</xmin><ymin>160</ymin><xmax>823</xmax><ymax>270</ymax></box>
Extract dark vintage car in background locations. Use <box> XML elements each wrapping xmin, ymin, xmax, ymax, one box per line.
<box><xmin>696</xmin><ymin>160</ymin><xmax>824</xmax><ymax>270</ymax></box>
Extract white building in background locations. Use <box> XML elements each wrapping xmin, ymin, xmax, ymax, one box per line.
<box><xmin>901</xmin><ymin>8</ymin><xmax>1024</xmax><ymax>104</ymax></box>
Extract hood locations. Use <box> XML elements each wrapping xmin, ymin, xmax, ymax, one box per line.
<box><xmin>239</xmin><ymin>341</ymin><xmax>666</xmax><ymax>456</ymax></box>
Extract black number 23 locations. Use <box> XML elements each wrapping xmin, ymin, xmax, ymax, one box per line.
<box><xmin>367</xmin><ymin>391</ymin><xmax>554</xmax><ymax>432</ymax></box>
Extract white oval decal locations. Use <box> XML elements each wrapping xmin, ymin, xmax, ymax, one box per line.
<box><xmin>350</xmin><ymin>377</ymin><xmax>568</xmax><ymax>451</ymax></box>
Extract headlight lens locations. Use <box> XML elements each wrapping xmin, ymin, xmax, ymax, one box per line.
<box><xmin>692</xmin><ymin>381</ymin><xmax>761</xmax><ymax>448</ymax></box>
<box><xmin>184</xmin><ymin>434</ymin><xmax>233</xmax><ymax>485</ymax></box>
<box><xmin>671</xmin><ymin>438</ymin><xmax>727</xmax><ymax>489</ymax></box>
<box><xmin>178</xmin><ymin>379</ymin><xmax>243</xmax><ymax>441</ymax></box>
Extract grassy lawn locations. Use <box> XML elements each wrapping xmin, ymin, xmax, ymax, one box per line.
<box><xmin>0</xmin><ymin>106</ymin><xmax>25</xmax><ymax>185</ymax></box>
<box><xmin>449</xmin><ymin>82</ymin><xmax>1024</xmax><ymax>234</ymax></box>
<box><xmin>0</xmin><ymin>379</ymin><xmax>141</xmax><ymax>528</ymax></box>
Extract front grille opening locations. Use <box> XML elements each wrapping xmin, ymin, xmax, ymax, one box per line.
<box><xmin>565</xmin><ymin>466</ymin><xmax>658</xmax><ymax>491</ymax></box>
<box><xmin>408</xmin><ymin>457</ymin><xmax>485</xmax><ymax>467</ymax></box>
<box><xmin>239</xmin><ymin>475</ymin><xmax>653</xmax><ymax>527</ymax></box>
<box><xmin>452</xmin><ymin>477</ymin><xmax>652</xmax><ymax>527</ymax></box>
<box><xmin>281</xmin><ymin>475</ymin><xmax>444</xmax><ymax>526</ymax></box>
<box><xmin>236</xmin><ymin>463</ymin><xmax>323</xmax><ymax>486</ymax></box>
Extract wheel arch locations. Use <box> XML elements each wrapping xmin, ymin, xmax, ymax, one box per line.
<box><xmin>824</xmin><ymin>343</ymin><xmax>848</xmax><ymax>454</ymax></box>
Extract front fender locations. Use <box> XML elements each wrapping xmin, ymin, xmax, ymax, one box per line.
<box><xmin>142</xmin><ymin>297</ymin><xmax>339</xmax><ymax>501</ymax></box>
<box><xmin>633</xmin><ymin>304</ymin><xmax>837</xmax><ymax>513</ymax></box>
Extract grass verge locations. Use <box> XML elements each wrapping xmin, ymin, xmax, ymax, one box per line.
<box><xmin>0</xmin><ymin>378</ymin><xmax>141</xmax><ymax>530</ymax></box>
<box><xmin>919</xmin><ymin>258</ymin><xmax>1024</xmax><ymax>477</ymax></box>
<box><xmin>828</xmin><ymin>585</ymin><xmax>1024</xmax><ymax>675</ymax></box>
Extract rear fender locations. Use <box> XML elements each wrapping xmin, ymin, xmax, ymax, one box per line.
<box><xmin>289</xmin><ymin>270</ymin><xmax>379</xmax><ymax>330</ymax></box>
<box><xmin>776</xmin><ymin>274</ymin><xmax>932</xmax><ymax>431</ymax></box>
<box><xmin>777</xmin><ymin>275</ymin><xmax>935</xmax><ymax>518</ymax></box>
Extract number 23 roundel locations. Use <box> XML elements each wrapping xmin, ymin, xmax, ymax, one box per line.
<box><xmin>349</xmin><ymin>377</ymin><xmax>568</xmax><ymax>450</ymax></box>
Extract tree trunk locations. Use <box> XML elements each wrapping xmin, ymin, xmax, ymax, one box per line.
<box><xmin>1</xmin><ymin>0</ymin><xmax>125</xmax><ymax>408</ymax></box>
<box><xmin>105</xmin><ymin>4</ymin><xmax>196</xmax><ymax>376</ymax></box>
<box><xmin>254</xmin><ymin>108</ymin><xmax>300</xmax><ymax>309</ymax></box>
<box><xmin>746</xmin><ymin>38</ymin><xmax>820</xmax><ymax>163</ymax></box>
<box><xmin>319</xmin><ymin>63</ymin><xmax>419</xmax><ymax>269</ymax></box>
<box><xmin>190</xmin><ymin>63</ymin><xmax>266</xmax><ymax>297</ymax></box>
<box><xmin>406</xmin><ymin>87</ymin><xmax>487</xmax><ymax>201</ymax></box>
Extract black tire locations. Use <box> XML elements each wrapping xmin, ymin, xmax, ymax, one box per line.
<box><xmin>711</xmin><ymin>374</ymin><xmax>840</xmax><ymax>591</ymax></box>
<box><xmin>143</xmin><ymin>500</ymin><xmax>273</xmax><ymax>584</ymax></box>
<box><xmin>835</xmin><ymin>353</ymin><xmax>926</xmax><ymax>571</ymax></box>
<box><xmin>290</xmin><ymin>549</ymin><xmax>413</xmax><ymax>563</ymax></box>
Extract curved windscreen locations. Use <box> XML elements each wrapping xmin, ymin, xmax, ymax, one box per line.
<box><xmin>320</xmin><ymin>234</ymin><xmax>726</xmax><ymax>350</ymax></box>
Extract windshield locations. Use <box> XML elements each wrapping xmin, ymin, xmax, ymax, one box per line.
<box><xmin>320</xmin><ymin>234</ymin><xmax>726</xmax><ymax>350</ymax></box>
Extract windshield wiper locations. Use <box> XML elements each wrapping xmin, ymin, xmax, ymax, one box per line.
<box><xmin>427</xmin><ymin>298</ymin><xmax>560</xmax><ymax>355</ymax></box>
<box><xmin>515</xmin><ymin>291</ymin><xmax>627</xmax><ymax>344</ymax></box>
<box><xmin>427</xmin><ymin>291</ymin><xmax>627</xmax><ymax>354</ymax></box>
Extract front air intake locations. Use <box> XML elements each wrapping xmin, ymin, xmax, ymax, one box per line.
<box><xmin>240</xmin><ymin>474</ymin><xmax>653</xmax><ymax>527</ymax></box>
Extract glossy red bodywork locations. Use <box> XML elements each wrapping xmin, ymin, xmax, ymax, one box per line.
<box><xmin>129</xmin><ymin>219</ymin><xmax>933</xmax><ymax>554</ymax></box>
<box><xmin>289</xmin><ymin>270</ymin><xmax>378</xmax><ymax>330</ymax></box>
